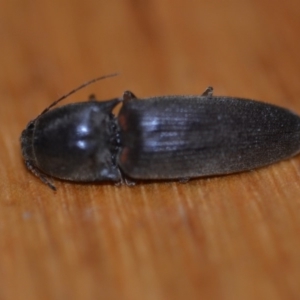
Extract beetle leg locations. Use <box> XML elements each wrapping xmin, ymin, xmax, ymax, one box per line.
<box><xmin>115</xmin><ymin>172</ymin><xmax>136</xmax><ymax>186</ymax></box>
<box><xmin>123</xmin><ymin>90</ymin><xmax>137</xmax><ymax>102</ymax></box>
<box><xmin>201</xmin><ymin>86</ymin><xmax>214</xmax><ymax>96</ymax></box>
<box><xmin>88</xmin><ymin>94</ymin><xmax>97</xmax><ymax>101</ymax></box>
<box><xmin>25</xmin><ymin>160</ymin><xmax>56</xmax><ymax>191</ymax></box>
<box><xmin>124</xmin><ymin>177</ymin><xmax>136</xmax><ymax>186</ymax></box>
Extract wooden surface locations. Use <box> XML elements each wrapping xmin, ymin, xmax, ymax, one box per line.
<box><xmin>1</xmin><ymin>0</ymin><xmax>300</xmax><ymax>299</ymax></box>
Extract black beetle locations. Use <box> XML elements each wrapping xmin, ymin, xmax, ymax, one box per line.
<box><xmin>21</xmin><ymin>74</ymin><xmax>300</xmax><ymax>190</ymax></box>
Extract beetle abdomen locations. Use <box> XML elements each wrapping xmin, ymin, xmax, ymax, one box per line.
<box><xmin>118</xmin><ymin>96</ymin><xmax>300</xmax><ymax>179</ymax></box>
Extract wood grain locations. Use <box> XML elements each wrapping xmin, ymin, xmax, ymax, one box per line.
<box><xmin>1</xmin><ymin>0</ymin><xmax>300</xmax><ymax>299</ymax></box>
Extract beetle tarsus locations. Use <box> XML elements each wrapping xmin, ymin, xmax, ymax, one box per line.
<box><xmin>123</xmin><ymin>90</ymin><xmax>137</xmax><ymax>102</ymax></box>
<box><xmin>117</xmin><ymin>174</ymin><xmax>136</xmax><ymax>186</ymax></box>
<box><xmin>124</xmin><ymin>177</ymin><xmax>136</xmax><ymax>186</ymax></box>
<box><xmin>201</xmin><ymin>86</ymin><xmax>214</xmax><ymax>96</ymax></box>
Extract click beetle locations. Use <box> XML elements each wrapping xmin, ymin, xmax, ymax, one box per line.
<box><xmin>21</xmin><ymin>75</ymin><xmax>300</xmax><ymax>190</ymax></box>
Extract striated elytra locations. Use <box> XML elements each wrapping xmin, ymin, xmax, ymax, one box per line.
<box><xmin>20</xmin><ymin>75</ymin><xmax>300</xmax><ymax>190</ymax></box>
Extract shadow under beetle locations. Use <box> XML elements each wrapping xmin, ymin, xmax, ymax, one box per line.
<box><xmin>21</xmin><ymin>74</ymin><xmax>300</xmax><ymax>190</ymax></box>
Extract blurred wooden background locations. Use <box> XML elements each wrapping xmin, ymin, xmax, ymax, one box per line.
<box><xmin>1</xmin><ymin>0</ymin><xmax>300</xmax><ymax>299</ymax></box>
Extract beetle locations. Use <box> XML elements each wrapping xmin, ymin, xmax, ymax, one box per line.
<box><xmin>20</xmin><ymin>74</ymin><xmax>300</xmax><ymax>190</ymax></box>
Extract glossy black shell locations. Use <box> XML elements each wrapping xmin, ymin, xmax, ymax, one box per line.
<box><xmin>118</xmin><ymin>96</ymin><xmax>300</xmax><ymax>179</ymax></box>
<box><xmin>21</xmin><ymin>93</ymin><xmax>300</xmax><ymax>189</ymax></box>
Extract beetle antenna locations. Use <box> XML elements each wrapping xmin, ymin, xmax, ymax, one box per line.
<box><xmin>39</xmin><ymin>73</ymin><xmax>119</xmax><ymax>116</ymax></box>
